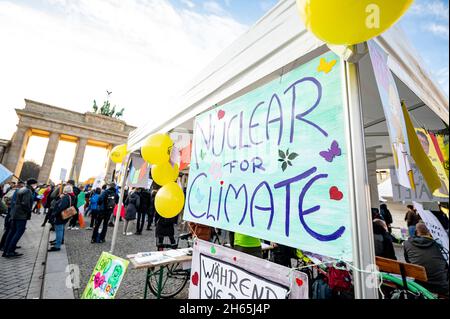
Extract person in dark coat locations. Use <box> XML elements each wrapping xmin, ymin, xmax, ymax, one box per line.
<box><xmin>373</xmin><ymin>219</ymin><xmax>397</xmax><ymax>260</ymax></box>
<box><xmin>155</xmin><ymin>204</ymin><xmax>178</xmax><ymax>250</ymax></box>
<box><xmin>2</xmin><ymin>179</ymin><xmax>37</xmax><ymax>258</ymax></box>
<box><xmin>379</xmin><ymin>203</ymin><xmax>393</xmax><ymax>233</ymax></box>
<box><xmin>136</xmin><ymin>188</ymin><xmax>151</xmax><ymax>235</ymax></box>
<box><xmin>405</xmin><ymin>205</ymin><xmax>420</xmax><ymax>237</ymax></box>
<box><xmin>92</xmin><ymin>183</ymin><xmax>118</xmax><ymax>243</ymax></box>
<box><xmin>123</xmin><ymin>189</ymin><xmax>140</xmax><ymax>236</ymax></box>
<box><xmin>67</xmin><ymin>180</ymin><xmax>81</xmax><ymax>230</ymax></box>
<box><xmin>0</xmin><ymin>181</ymin><xmax>24</xmax><ymax>251</ymax></box>
<box><xmin>404</xmin><ymin>222</ymin><xmax>449</xmax><ymax>296</ymax></box>
<box><xmin>48</xmin><ymin>185</ymin><xmax>76</xmax><ymax>252</ymax></box>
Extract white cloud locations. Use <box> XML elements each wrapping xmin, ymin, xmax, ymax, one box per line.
<box><xmin>203</xmin><ymin>1</ymin><xmax>226</xmax><ymax>15</ymax></box>
<box><xmin>180</xmin><ymin>0</ymin><xmax>195</xmax><ymax>9</ymax></box>
<box><xmin>410</xmin><ymin>0</ymin><xmax>449</xmax><ymax>20</ymax></box>
<box><xmin>423</xmin><ymin>22</ymin><xmax>450</xmax><ymax>39</ymax></box>
<box><xmin>0</xmin><ymin>0</ymin><xmax>247</xmax><ymax>142</ymax></box>
<box><xmin>435</xmin><ymin>67</ymin><xmax>449</xmax><ymax>96</ymax></box>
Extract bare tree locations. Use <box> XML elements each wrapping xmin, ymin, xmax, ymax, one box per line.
<box><xmin>20</xmin><ymin>161</ymin><xmax>41</xmax><ymax>181</ymax></box>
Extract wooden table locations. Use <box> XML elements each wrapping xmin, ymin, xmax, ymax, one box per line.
<box><xmin>128</xmin><ymin>251</ymin><xmax>193</xmax><ymax>299</ymax></box>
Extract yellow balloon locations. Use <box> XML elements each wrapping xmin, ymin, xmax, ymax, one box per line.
<box><xmin>296</xmin><ymin>0</ymin><xmax>413</xmax><ymax>45</ymax></box>
<box><xmin>110</xmin><ymin>144</ymin><xmax>127</xmax><ymax>164</ymax></box>
<box><xmin>151</xmin><ymin>163</ymin><xmax>179</xmax><ymax>186</ymax></box>
<box><xmin>141</xmin><ymin>134</ymin><xmax>173</xmax><ymax>165</ymax></box>
<box><xmin>155</xmin><ymin>182</ymin><xmax>185</xmax><ymax>218</ymax></box>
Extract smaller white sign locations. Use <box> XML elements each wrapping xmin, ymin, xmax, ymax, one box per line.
<box><xmin>414</xmin><ymin>202</ymin><xmax>449</xmax><ymax>264</ymax></box>
<box><xmin>189</xmin><ymin>240</ymin><xmax>308</xmax><ymax>299</ymax></box>
<box><xmin>391</xmin><ymin>166</ymin><xmax>446</xmax><ymax>202</ymax></box>
<box><xmin>92</xmin><ymin>173</ymin><xmax>106</xmax><ymax>189</ymax></box>
<box><xmin>59</xmin><ymin>168</ymin><xmax>67</xmax><ymax>182</ymax></box>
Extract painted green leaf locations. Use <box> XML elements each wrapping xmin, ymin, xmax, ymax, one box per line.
<box><xmin>286</xmin><ymin>149</ymin><xmax>290</xmax><ymax>156</ymax></box>
<box><xmin>278</xmin><ymin>159</ymin><xmax>284</xmax><ymax>162</ymax></box>
<box><xmin>278</xmin><ymin>150</ymin><xmax>286</xmax><ymax>159</ymax></box>
<box><xmin>288</xmin><ymin>161</ymin><xmax>293</xmax><ymax>166</ymax></box>
<box><xmin>288</xmin><ymin>153</ymin><xmax>299</xmax><ymax>160</ymax></box>
<box><xmin>282</xmin><ymin>162</ymin><xmax>288</xmax><ymax>171</ymax></box>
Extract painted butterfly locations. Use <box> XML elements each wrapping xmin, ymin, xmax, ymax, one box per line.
<box><xmin>317</xmin><ymin>58</ymin><xmax>337</xmax><ymax>74</ymax></box>
<box><xmin>319</xmin><ymin>140</ymin><xmax>341</xmax><ymax>162</ymax></box>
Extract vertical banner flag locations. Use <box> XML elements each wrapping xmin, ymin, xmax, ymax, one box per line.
<box><xmin>401</xmin><ymin>102</ymin><xmax>441</xmax><ymax>193</ymax></box>
<box><xmin>415</xmin><ymin>128</ymin><xmax>449</xmax><ymax>197</ymax></box>
<box><xmin>127</xmin><ymin>155</ymin><xmax>150</xmax><ymax>188</ymax></box>
<box><xmin>0</xmin><ymin>164</ymin><xmax>13</xmax><ymax>184</ymax></box>
<box><xmin>184</xmin><ymin>51</ymin><xmax>353</xmax><ymax>261</ymax></box>
<box><xmin>368</xmin><ymin>40</ymin><xmax>413</xmax><ymax>189</ymax></box>
<box><xmin>81</xmin><ymin>252</ymin><xmax>129</xmax><ymax>299</ymax></box>
<box><xmin>414</xmin><ymin>202</ymin><xmax>449</xmax><ymax>264</ymax></box>
<box><xmin>189</xmin><ymin>239</ymin><xmax>308</xmax><ymax>299</ymax></box>
<box><xmin>436</xmin><ymin>134</ymin><xmax>449</xmax><ymax>178</ymax></box>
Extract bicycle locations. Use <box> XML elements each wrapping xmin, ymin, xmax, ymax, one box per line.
<box><xmin>146</xmin><ymin>233</ymin><xmax>193</xmax><ymax>299</ymax></box>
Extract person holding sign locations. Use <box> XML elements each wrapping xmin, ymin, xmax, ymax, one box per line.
<box><xmin>233</xmin><ymin>232</ymin><xmax>262</xmax><ymax>258</ymax></box>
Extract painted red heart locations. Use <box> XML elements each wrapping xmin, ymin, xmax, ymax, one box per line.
<box><xmin>220</xmin><ymin>181</ymin><xmax>224</xmax><ymax>185</ymax></box>
<box><xmin>329</xmin><ymin>186</ymin><xmax>343</xmax><ymax>201</ymax></box>
<box><xmin>191</xmin><ymin>272</ymin><xmax>199</xmax><ymax>286</ymax></box>
<box><xmin>218</xmin><ymin>110</ymin><xmax>225</xmax><ymax>120</ymax></box>
<box><xmin>233</xmin><ymin>256</ymin><xmax>237</xmax><ymax>262</ymax></box>
<box><xmin>295</xmin><ymin>278</ymin><xmax>304</xmax><ymax>287</ymax></box>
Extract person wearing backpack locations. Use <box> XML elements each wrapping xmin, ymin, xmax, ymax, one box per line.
<box><xmin>92</xmin><ymin>183</ymin><xmax>118</xmax><ymax>243</ymax></box>
<box><xmin>87</xmin><ymin>188</ymin><xmax>101</xmax><ymax>230</ymax></box>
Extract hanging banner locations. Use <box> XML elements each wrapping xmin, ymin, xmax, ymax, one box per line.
<box><xmin>413</xmin><ymin>202</ymin><xmax>449</xmax><ymax>264</ymax></box>
<box><xmin>170</xmin><ymin>132</ymin><xmax>192</xmax><ymax>170</ymax></box>
<box><xmin>127</xmin><ymin>155</ymin><xmax>150</xmax><ymax>188</ymax></box>
<box><xmin>189</xmin><ymin>239</ymin><xmax>308</xmax><ymax>299</ymax></box>
<box><xmin>368</xmin><ymin>40</ymin><xmax>413</xmax><ymax>189</ymax></box>
<box><xmin>184</xmin><ymin>51</ymin><xmax>353</xmax><ymax>261</ymax></box>
<box><xmin>415</xmin><ymin>128</ymin><xmax>449</xmax><ymax>198</ymax></box>
<box><xmin>436</xmin><ymin>133</ymin><xmax>449</xmax><ymax>178</ymax></box>
<box><xmin>390</xmin><ymin>165</ymin><xmax>446</xmax><ymax>202</ymax></box>
<box><xmin>81</xmin><ymin>252</ymin><xmax>129</xmax><ymax>299</ymax></box>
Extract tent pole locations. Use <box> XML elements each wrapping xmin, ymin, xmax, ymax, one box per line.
<box><xmin>342</xmin><ymin>57</ymin><xmax>379</xmax><ymax>299</ymax></box>
<box><xmin>109</xmin><ymin>155</ymin><xmax>131</xmax><ymax>254</ymax></box>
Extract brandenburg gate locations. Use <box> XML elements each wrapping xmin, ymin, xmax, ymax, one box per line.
<box><xmin>2</xmin><ymin>99</ymin><xmax>136</xmax><ymax>184</ymax></box>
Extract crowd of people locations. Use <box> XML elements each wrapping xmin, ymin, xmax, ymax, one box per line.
<box><xmin>371</xmin><ymin>202</ymin><xmax>449</xmax><ymax>297</ymax></box>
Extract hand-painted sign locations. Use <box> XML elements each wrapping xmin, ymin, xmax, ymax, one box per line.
<box><xmin>189</xmin><ymin>239</ymin><xmax>308</xmax><ymax>299</ymax></box>
<box><xmin>183</xmin><ymin>51</ymin><xmax>353</xmax><ymax>261</ymax></box>
<box><xmin>81</xmin><ymin>252</ymin><xmax>129</xmax><ymax>299</ymax></box>
<box><xmin>128</xmin><ymin>155</ymin><xmax>150</xmax><ymax>188</ymax></box>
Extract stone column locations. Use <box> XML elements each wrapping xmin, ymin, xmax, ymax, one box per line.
<box><xmin>105</xmin><ymin>144</ymin><xmax>116</xmax><ymax>183</ymax></box>
<box><xmin>69</xmin><ymin>137</ymin><xmax>88</xmax><ymax>183</ymax></box>
<box><xmin>38</xmin><ymin>132</ymin><xmax>60</xmax><ymax>184</ymax></box>
<box><xmin>4</xmin><ymin>126</ymin><xmax>32</xmax><ymax>181</ymax></box>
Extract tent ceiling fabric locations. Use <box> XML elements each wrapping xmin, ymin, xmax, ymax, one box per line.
<box><xmin>128</xmin><ymin>0</ymin><xmax>449</xmax><ymax>173</ymax></box>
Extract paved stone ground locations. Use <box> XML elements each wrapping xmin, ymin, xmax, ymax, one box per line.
<box><xmin>64</xmin><ymin>218</ymin><xmax>193</xmax><ymax>299</ymax></box>
<box><xmin>0</xmin><ymin>213</ymin><xmax>46</xmax><ymax>299</ymax></box>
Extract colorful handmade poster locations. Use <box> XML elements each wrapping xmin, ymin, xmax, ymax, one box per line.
<box><xmin>81</xmin><ymin>252</ymin><xmax>129</xmax><ymax>299</ymax></box>
<box><xmin>436</xmin><ymin>134</ymin><xmax>449</xmax><ymax>178</ymax></box>
<box><xmin>189</xmin><ymin>239</ymin><xmax>308</xmax><ymax>299</ymax></box>
<box><xmin>127</xmin><ymin>155</ymin><xmax>150</xmax><ymax>188</ymax></box>
<box><xmin>183</xmin><ymin>51</ymin><xmax>353</xmax><ymax>261</ymax></box>
<box><xmin>415</xmin><ymin>128</ymin><xmax>449</xmax><ymax>198</ymax></box>
<box><xmin>368</xmin><ymin>40</ymin><xmax>413</xmax><ymax>190</ymax></box>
